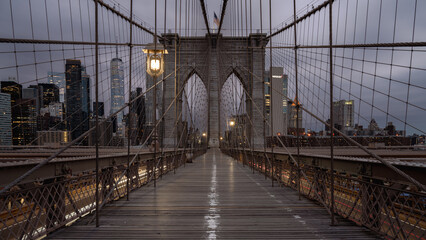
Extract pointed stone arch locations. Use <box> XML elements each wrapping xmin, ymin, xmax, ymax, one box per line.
<box><xmin>160</xmin><ymin>33</ymin><xmax>268</xmax><ymax>148</ymax></box>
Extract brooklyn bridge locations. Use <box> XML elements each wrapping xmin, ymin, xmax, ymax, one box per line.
<box><xmin>0</xmin><ymin>0</ymin><xmax>425</xmax><ymax>239</ymax></box>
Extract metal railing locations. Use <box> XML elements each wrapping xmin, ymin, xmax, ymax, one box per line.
<box><xmin>224</xmin><ymin>149</ymin><xmax>426</xmax><ymax>240</ymax></box>
<box><xmin>0</xmin><ymin>149</ymin><xmax>205</xmax><ymax>239</ymax></box>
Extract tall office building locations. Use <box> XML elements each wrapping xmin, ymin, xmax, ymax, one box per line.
<box><xmin>130</xmin><ymin>88</ymin><xmax>146</xmax><ymax>145</ymax></box>
<box><xmin>65</xmin><ymin>59</ymin><xmax>90</xmax><ymax>144</ymax></box>
<box><xmin>146</xmin><ymin>75</ymin><xmax>163</xmax><ymax>136</ymax></box>
<box><xmin>1</xmin><ymin>80</ymin><xmax>22</xmax><ymax>104</ymax></box>
<box><xmin>89</xmin><ymin>117</ymin><xmax>113</xmax><ymax>146</ymax></box>
<box><xmin>48</xmin><ymin>72</ymin><xmax>66</xmax><ymax>103</ymax></box>
<box><xmin>81</xmin><ymin>69</ymin><xmax>91</xmax><ymax>132</ymax></box>
<box><xmin>333</xmin><ymin>100</ymin><xmax>354</xmax><ymax>131</ymax></box>
<box><xmin>93</xmin><ymin>101</ymin><xmax>105</xmax><ymax>117</ymax></box>
<box><xmin>23</xmin><ymin>86</ymin><xmax>40</xmax><ymax>113</ymax></box>
<box><xmin>48</xmin><ymin>102</ymin><xmax>64</xmax><ymax>120</ymax></box>
<box><xmin>282</xmin><ymin>74</ymin><xmax>288</xmax><ymax>114</ymax></box>
<box><xmin>37</xmin><ymin>83</ymin><xmax>59</xmax><ymax>108</ymax></box>
<box><xmin>288</xmin><ymin>98</ymin><xmax>304</xmax><ymax>135</ymax></box>
<box><xmin>14</xmin><ymin>98</ymin><xmax>37</xmax><ymax>145</ymax></box>
<box><xmin>264</xmin><ymin>67</ymin><xmax>288</xmax><ymax>136</ymax></box>
<box><xmin>22</xmin><ymin>87</ymin><xmax>38</xmax><ymax>99</ymax></box>
<box><xmin>0</xmin><ymin>93</ymin><xmax>12</xmax><ymax>146</ymax></box>
<box><xmin>110</xmin><ymin>48</ymin><xmax>125</xmax><ymax>137</ymax></box>
<box><xmin>1</xmin><ymin>81</ymin><xmax>24</xmax><ymax>145</ymax></box>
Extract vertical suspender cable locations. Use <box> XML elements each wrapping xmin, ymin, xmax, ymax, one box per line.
<box><xmin>160</xmin><ymin>0</ymin><xmax>167</xmax><ymax>179</ymax></box>
<box><xmin>94</xmin><ymin>0</ymin><xmax>100</xmax><ymax>228</ymax></box>
<box><xmin>127</xmin><ymin>0</ymin><xmax>134</xmax><ymax>200</ymax></box>
<box><xmin>250</xmin><ymin>0</ymin><xmax>254</xmax><ymax>172</ymax></box>
<box><xmin>174</xmin><ymin>0</ymin><xmax>178</xmax><ymax>173</ymax></box>
<box><xmin>292</xmin><ymin>0</ymin><xmax>301</xmax><ymax>200</ymax></box>
<box><xmin>153</xmin><ymin>0</ymin><xmax>158</xmax><ymax>188</ymax></box>
<box><xmin>269</xmin><ymin>0</ymin><xmax>274</xmax><ymax>187</ymax></box>
<box><xmin>245</xmin><ymin>0</ymin><xmax>248</xmax><ymax>37</ymax></box>
<box><xmin>328</xmin><ymin>0</ymin><xmax>336</xmax><ymax>225</ymax></box>
<box><xmin>259</xmin><ymin>0</ymin><xmax>267</xmax><ymax>178</ymax></box>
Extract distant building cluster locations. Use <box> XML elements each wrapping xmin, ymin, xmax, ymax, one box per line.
<box><xmin>325</xmin><ymin>100</ymin><xmax>405</xmax><ymax>137</ymax></box>
<box><xmin>0</xmin><ymin>64</ymin><xmax>89</xmax><ymax>146</ymax></box>
<box><xmin>0</xmin><ymin>50</ymin><xmax>147</xmax><ymax>147</ymax></box>
<box><xmin>260</xmin><ymin>67</ymin><xmax>408</xmax><ymax>139</ymax></box>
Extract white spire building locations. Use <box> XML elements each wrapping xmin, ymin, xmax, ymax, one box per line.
<box><xmin>110</xmin><ymin>46</ymin><xmax>125</xmax><ymax>137</ymax></box>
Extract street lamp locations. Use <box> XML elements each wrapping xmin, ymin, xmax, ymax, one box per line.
<box><xmin>143</xmin><ymin>43</ymin><xmax>168</xmax><ymax>77</ymax></box>
<box><xmin>229</xmin><ymin>120</ymin><xmax>235</xmax><ymax>127</ymax></box>
<box><xmin>144</xmin><ymin>43</ymin><xmax>167</xmax><ymax>182</ymax></box>
<box><xmin>202</xmin><ymin>132</ymin><xmax>207</xmax><ymax>137</ymax></box>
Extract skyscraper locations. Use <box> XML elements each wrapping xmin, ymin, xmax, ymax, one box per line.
<box><xmin>282</xmin><ymin>74</ymin><xmax>288</xmax><ymax>114</ymax></box>
<box><xmin>0</xmin><ymin>93</ymin><xmax>12</xmax><ymax>146</ymax></box>
<box><xmin>65</xmin><ymin>59</ymin><xmax>90</xmax><ymax>144</ymax></box>
<box><xmin>110</xmin><ymin>47</ymin><xmax>125</xmax><ymax>137</ymax></box>
<box><xmin>1</xmin><ymin>80</ymin><xmax>22</xmax><ymax>105</ymax></box>
<box><xmin>1</xmin><ymin>81</ymin><xmax>24</xmax><ymax>145</ymax></box>
<box><xmin>333</xmin><ymin>100</ymin><xmax>354</xmax><ymax>131</ymax></box>
<box><xmin>264</xmin><ymin>67</ymin><xmax>288</xmax><ymax>136</ymax></box>
<box><xmin>130</xmin><ymin>88</ymin><xmax>146</xmax><ymax>144</ymax></box>
<box><xmin>93</xmin><ymin>101</ymin><xmax>105</xmax><ymax>117</ymax></box>
<box><xmin>288</xmin><ymin>98</ymin><xmax>304</xmax><ymax>135</ymax></box>
<box><xmin>24</xmin><ymin>85</ymin><xmax>41</xmax><ymax>115</ymax></box>
<box><xmin>48</xmin><ymin>72</ymin><xmax>66</xmax><ymax>103</ymax></box>
<box><xmin>81</xmin><ymin>69</ymin><xmax>91</xmax><ymax>133</ymax></box>
<box><xmin>15</xmin><ymin>98</ymin><xmax>37</xmax><ymax>145</ymax></box>
<box><xmin>37</xmin><ymin>83</ymin><xmax>60</xmax><ymax>109</ymax></box>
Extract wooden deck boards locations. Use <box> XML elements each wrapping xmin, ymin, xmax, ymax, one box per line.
<box><xmin>48</xmin><ymin>149</ymin><xmax>379</xmax><ymax>239</ymax></box>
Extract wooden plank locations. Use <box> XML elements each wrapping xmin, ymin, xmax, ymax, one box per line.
<box><xmin>48</xmin><ymin>149</ymin><xmax>380</xmax><ymax>239</ymax></box>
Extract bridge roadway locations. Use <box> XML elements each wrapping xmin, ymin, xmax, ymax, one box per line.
<box><xmin>47</xmin><ymin>148</ymin><xmax>378</xmax><ymax>239</ymax></box>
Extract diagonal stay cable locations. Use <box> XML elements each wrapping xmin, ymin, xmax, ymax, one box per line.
<box><xmin>241</xmin><ymin>65</ymin><xmax>426</xmax><ymax>192</ymax></box>
<box><xmin>87</xmin><ymin>67</ymin><xmax>193</xmax><ymax>224</ymax></box>
<box><xmin>225</xmin><ymin>65</ymin><xmax>333</xmax><ymax>216</ymax></box>
<box><xmin>0</xmin><ymin>69</ymin><xmax>179</xmax><ymax>195</ymax></box>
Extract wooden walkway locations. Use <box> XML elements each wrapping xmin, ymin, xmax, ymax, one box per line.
<box><xmin>48</xmin><ymin>149</ymin><xmax>379</xmax><ymax>239</ymax></box>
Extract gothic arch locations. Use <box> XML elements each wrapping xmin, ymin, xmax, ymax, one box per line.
<box><xmin>161</xmin><ymin>33</ymin><xmax>267</xmax><ymax>148</ymax></box>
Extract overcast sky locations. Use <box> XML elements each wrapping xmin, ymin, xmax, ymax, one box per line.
<box><xmin>0</xmin><ymin>0</ymin><xmax>424</xmax><ymax>135</ymax></box>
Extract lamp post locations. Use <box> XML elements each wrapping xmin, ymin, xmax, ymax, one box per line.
<box><xmin>202</xmin><ymin>132</ymin><xmax>207</xmax><ymax>148</ymax></box>
<box><xmin>143</xmin><ymin>44</ymin><xmax>168</xmax><ymax>78</ymax></box>
<box><xmin>228</xmin><ymin>119</ymin><xmax>236</xmax><ymax>149</ymax></box>
<box><xmin>143</xmin><ymin>43</ymin><xmax>167</xmax><ymax>187</ymax></box>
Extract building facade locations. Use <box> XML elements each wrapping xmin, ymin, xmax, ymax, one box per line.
<box><xmin>333</xmin><ymin>100</ymin><xmax>354</xmax><ymax>131</ymax></box>
<box><xmin>65</xmin><ymin>59</ymin><xmax>90</xmax><ymax>145</ymax></box>
<box><xmin>130</xmin><ymin>88</ymin><xmax>146</xmax><ymax>145</ymax></box>
<box><xmin>36</xmin><ymin>130</ymin><xmax>70</xmax><ymax>147</ymax></box>
<box><xmin>264</xmin><ymin>67</ymin><xmax>288</xmax><ymax>136</ymax></box>
<box><xmin>37</xmin><ymin>83</ymin><xmax>60</xmax><ymax>109</ymax></box>
<box><xmin>14</xmin><ymin>98</ymin><xmax>37</xmax><ymax>145</ymax></box>
<box><xmin>93</xmin><ymin>101</ymin><xmax>105</xmax><ymax>117</ymax></box>
<box><xmin>1</xmin><ymin>81</ymin><xmax>22</xmax><ymax>105</ymax></box>
<box><xmin>0</xmin><ymin>93</ymin><xmax>12</xmax><ymax>146</ymax></box>
<box><xmin>288</xmin><ymin>98</ymin><xmax>304</xmax><ymax>135</ymax></box>
<box><xmin>110</xmin><ymin>54</ymin><xmax>125</xmax><ymax>137</ymax></box>
<box><xmin>48</xmin><ymin>72</ymin><xmax>66</xmax><ymax>103</ymax></box>
<box><xmin>89</xmin><ymin>118</ymin><xmax>113</xmax><ymax>146</ymax></box>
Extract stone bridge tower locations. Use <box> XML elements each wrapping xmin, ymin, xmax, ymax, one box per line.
<box><xmin>160</xmin><ymin>33</ymin><xmax>267</xmax><ymax>148</ymax></box>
